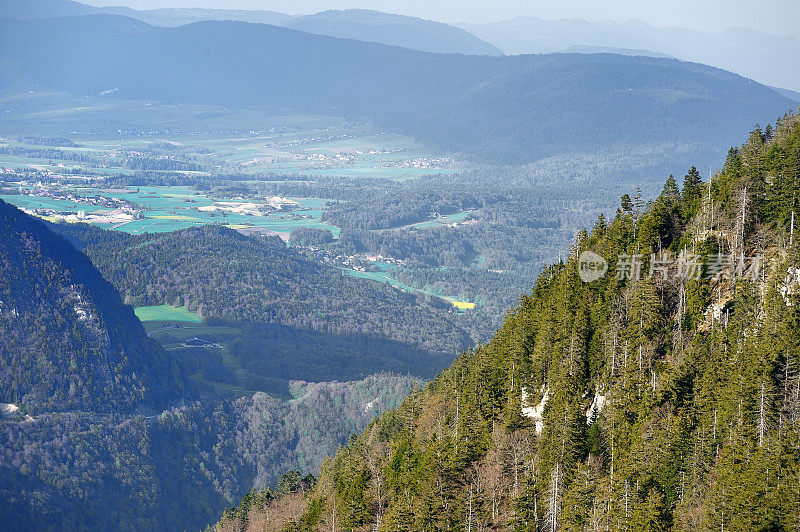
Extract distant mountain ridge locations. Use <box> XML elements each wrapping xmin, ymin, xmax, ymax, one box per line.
<box><xmin>2</xmin><ymin>0</ymin><xmax>795</xmax><ymax>91</ymax></box>
<box><xmin>774</xmin><ymin>86</ymin><xmax>800</xmax><ymax>104</ymax></box>
<box><xmin>101</xmin><ymin>5</ymin><xmax>293</xmax><ymax>27</ymax></box>
<box><xmin>562</xmin><ymin>45</ymin><xmax>672</xmax><ymax>58</ymax></box>
<box><xmin>459</xmin><ymin>16</ymin><xmax>800</xmax><ymax>92</ymax></box>
<box><xmin>0</xmin><ymin>0</ymin><xmax>500</xmax><ymax>56</ymax></box>
<box><xmin>0</xmin><ymin>14</ymin><xmax>793</xmax><ymax>166</ymax></box>
<box><xmin>284</xmin><ymin>9</ymin><xmax>502</xmax><ymax>55</ymax></box>
<box><xmin>0</xmin><ymin>0</ymin><xmax>98</xmax><ymax>18</ymax></box>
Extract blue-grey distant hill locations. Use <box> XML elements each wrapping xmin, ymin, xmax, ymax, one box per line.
<box><xmin>773</xmin><ymin>86</ymin><xmax>800</xmax><ymax>104</ymax></box>
<box><xmin>0</xmin><ymin>0</ymin><xmax>97</xmax><ymax>18</ymax></box>
<box><xmin>100</xmin><ymin>5</ymin><xmax>293</xmax><ymax>27</ymax></box>
<box><xmin>562</xmin><ymin>45</ymin><xmax>672</xmax><ymax>59</ymax></box>
<box><xmin>0</xmin><ymin>14</ymin><xmax>794</xmax><ymax>164</ymax></box>
<box><xmin>0</xmin><ymin>0</ymin><xmax>499</xmax><ymax>55</ymax></box>
<box><xmin>459</xmin><ymin>17</ymin><xmax>800</xmax><ymax>92</ymax></box>
<box><xmin>284</xmin><ymin>9</ymin><xmax>502</xmax><ymax>56</ymax></box>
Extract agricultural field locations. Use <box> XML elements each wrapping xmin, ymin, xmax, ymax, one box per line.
<box><xmin>141</xmin><ymin>320</ymin><xmax>280</xmax><ymax>396</ymax></box>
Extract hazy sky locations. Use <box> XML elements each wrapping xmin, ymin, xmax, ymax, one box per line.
<box><xmin>84</xmin><ymin>0</ymin><xmax>800</xmax><ymax>38</ymax></box>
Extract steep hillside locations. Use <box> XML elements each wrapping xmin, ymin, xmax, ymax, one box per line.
<box><xmin>0</xmin><ymin>207</ymin><xmax>427</xmax><ymax>527</ymax></box>
<box><xmin>217</xmin><ymin>114</ymin><xmax>800</xmax><ymax>530</ymax></box>
<box><xmin>0</xmin><ymin>372</ymin><xmax>419</xmax><ymax>530</ymax></box>
<box><xmin>285</xmin><ymin>9</ymin><xmax>502</xmax><ymax>55</ymax></box>
<box><xmin>0</xmin><ymin>15</ymin><xmax>792</xmax><ymax>164</ymax></box>
<box><xmin>0</xmin><ymin>199</ymin><xmax>186</xmax><ymax>413</ymax></box>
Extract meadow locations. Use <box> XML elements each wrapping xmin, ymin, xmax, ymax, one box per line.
<box><xmin>134</xmin><ymin>304</ymin><xmax>203</xmax><ymax>322</ymax></box>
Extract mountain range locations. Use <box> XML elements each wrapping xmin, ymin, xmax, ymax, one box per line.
<box><xmin>0</xmin><ymin>1</ymin><xmax>501</xmax><ymax>56</ymax></box>
<box><xmin>459</xmin><ymin>17</ymin><xmax>800</xmax><ymax>92</ymax></box>
<box><xmin>1</xmin><ymin>0</ymin><xmax>797</xmax><ymax>92</ymax></box>
<box><xmin>0</xmin><ymin>13</ymin><xmax>793</xmax><ymax>168</ymax></box>
<box><xmin>282</xmin><ymin>9</ymin><xmax>502</xmax><ymax>56</ymax></box>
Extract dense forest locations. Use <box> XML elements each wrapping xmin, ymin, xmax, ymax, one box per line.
<box><xmin>311</xmin><ymin>184</ymin><xmax>603</xmax><ymax>329</ymax></box>
<box><xmin>54</xmin><ymin>223</ymin><xmax>472</xmax><ymax>375</ymax></box>
<box><xmin>216</xmin><ymin>114</ymin><xmax>800</xmax><ymax>531</ymax></box>
<box><xmin>0</xmin><ymin>201</ymin><xmax>428</xmax><ymax>529</ymax></box>
<box><xmin>0</xmin><ymin>372</ymin><xmax>418</xmax><ymax>529</ymax></box>
<box><xmin>0</xmin><ymin>144</ymin><xmax>206</xmax><ymax>171</ymax></box>
<box><xmin>321</xmin><ymin>190</ymin><xmax>490</xmax><ymax>230</ymax></box>
<box><xmin>0</xmin><ymin>199</ymin><xmax>187</xmax><ymax>413</ymax></box>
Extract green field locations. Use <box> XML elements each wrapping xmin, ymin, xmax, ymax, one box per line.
<box><xmin>142</xmin><ymin>321</ymin><xmax>289</xmax><ymax>398</ymax></box>
<box><xmin>134</xmin><ymin>305</ymin><xmax>203</xmax><ymax>322</ymax></box>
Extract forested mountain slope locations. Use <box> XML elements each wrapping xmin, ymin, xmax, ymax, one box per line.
<box><xmin>0</xmin><ymin>203</ymin><xmax>438</xmax><ymax>529</ymax></box>
<box><xmin>0</xmin><ymin>371</ymin><xmax>419</xmax><ymax>530</ymax></box>
<box><xmin>52</xmin><ymin>223</ymin><xmax>469</xmax><ymax>378</ymax></box>
<box><xmin>0</xmin><ymin>199</ymin><xmax>186</xmax><ymax>413</ymax></box>
<box><xmin>217</xmin><ymin>114</ymin><xmax>800</xmax><ymax>530</ymax></box>
<box><xmin>0</xmin><ymin>15</ymin><xmax>792</xmax><ymax>164</ymax></box>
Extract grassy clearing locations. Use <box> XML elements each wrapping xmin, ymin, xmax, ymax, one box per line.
<box><xmin>134</xmin><ymin>305</ymin><xmax>202</xmax><ymax>323</ymax></box>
